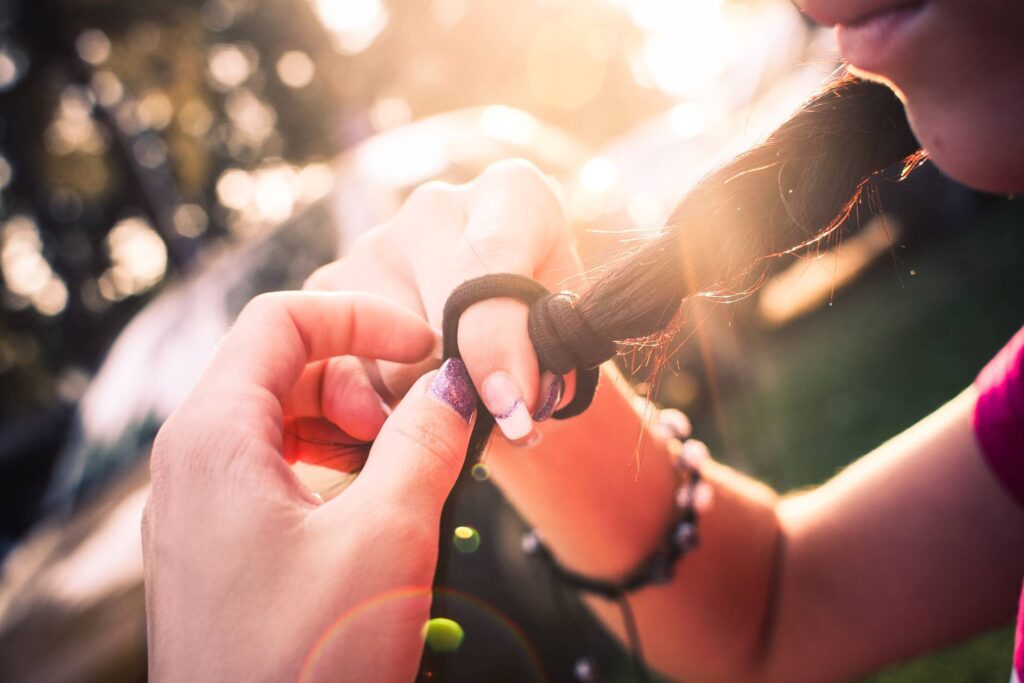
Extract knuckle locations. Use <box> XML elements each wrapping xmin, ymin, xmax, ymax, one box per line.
<box><xmin>302</xmin><ymin>262</ymin><xmax>339</xmax><ymax>291</ymax></box>
<box><xmin>241</xmin><ymin>291</ymin><xmax>287</xmax><ymax>326</ymax></box>
<box><xmin>303</xmin><ymin>223</ymin><xmax>392</xmax><ymax>291</ymax></box>
<box><xmin>349</xmin><ymin>221</ymin><xmax>390</xmax><ymax>254</ymax></box>
<box><xmin>451</xmin><ymin>234</ymin><xmax>532</xmax><ymax>277</ymax></box>
<box><xmin>400</xmin><ymin>180</ymin><xmax>457</xmax><ymax>217</ymax></box>
<box><xmin>391</xmin><ymin>182</ymin><xmax>461</xmax><ymax>244</ymax></box>
<box><xmin>475</xmin><ymin>159</ymin><xmax>561</xmax><ymax>204</ymax></box>
<box><xmin>478</xmin><ymin>158</ymin><xmax>546</xmax><ymax>188</ymax></box>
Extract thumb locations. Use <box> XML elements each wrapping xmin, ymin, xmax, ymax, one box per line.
<box><xmin>345</xmin><ymin>359</ymin><xmax>477</xmax><ymax>512</ymax></box>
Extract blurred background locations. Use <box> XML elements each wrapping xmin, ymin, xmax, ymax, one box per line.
<box><xmin>0</xmin><ymin>0</ymin><xmax>1021</xmax><ymax>681</ymax></box>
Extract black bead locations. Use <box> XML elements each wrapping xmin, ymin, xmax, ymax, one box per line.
<box><xmin>672</xmin><ymin>520</ymin><xmax>699</xmax><ymax>551</ymax></box>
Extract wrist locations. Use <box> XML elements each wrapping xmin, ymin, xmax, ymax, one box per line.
<box><xmin>486</xmin><ymin>366</ymin><xmax>681</xmax><ymax>579</ymax></box>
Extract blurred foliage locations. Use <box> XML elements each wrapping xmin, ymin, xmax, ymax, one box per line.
<box><xmin>0</xmin><ymin>0</ymin><xmax>670</xmax><ymax>425</ymax></box>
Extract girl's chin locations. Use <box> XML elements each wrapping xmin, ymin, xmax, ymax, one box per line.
<box><xmin>907</xmin><ymin>109</ymin><xmax>1024</xmax><ymax>195</ymax></box>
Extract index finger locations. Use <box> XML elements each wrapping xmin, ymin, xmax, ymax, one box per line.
<box><xmin>196</xmin><ymin>291</ymin><xmax>436</xmax><ymax>407</ymax></box>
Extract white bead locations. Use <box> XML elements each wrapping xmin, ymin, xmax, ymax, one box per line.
<box><xmin>658</xmin><ymin>409</ymin><xmax>692</xmax><ymax>439</ymax></box>
<box><xmin>681</xmin><ymin>439</ymin><xmax>710</xmax><ymax>468</ymax></box>
<box><xmin>693</xmin><ymin>481</ymin><xmax>714</xmax><ymax>513</ymax></box>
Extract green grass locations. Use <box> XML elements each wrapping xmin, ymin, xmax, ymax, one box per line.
<box><xmin>672</xmin><ymin>197</ymin><xmax>1024</xmax><ymax>681</ymax></box>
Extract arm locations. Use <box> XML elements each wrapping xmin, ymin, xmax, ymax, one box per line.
<box><xmin>489</xmin><ymin>378</ymin><xmax>1024</xmax><ymax>682</ymax></box>
<box><xmin>305</xmin><ymin>160</ymin><xmax>1024</xmax><ymax>680</ymax></box>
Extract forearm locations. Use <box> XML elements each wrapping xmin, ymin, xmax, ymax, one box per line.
<box><xmin>488</xmin><ymin>366</ymin><xmax>782</xmax><ymax>681</ymax></box>
<box><xmin>489</xmin><ymin>378</ymin><xmax>1024</xmax><ymax>683</ymax></box>
<box><xmin>762</xmin><ymin>388</ymin><xmax>1024</xmax><ymax>681</ymax></box>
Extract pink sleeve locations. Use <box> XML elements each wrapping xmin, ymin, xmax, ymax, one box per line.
<box><xmin>973</xmin><ymin>325</ymin><xmax>1024</xmax><ymax>508</ymax></box>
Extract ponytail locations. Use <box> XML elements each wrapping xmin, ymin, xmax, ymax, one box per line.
<box><xmin>577</xmin><ymin>73</ymin><xmax>923</xmax><ymax>346</ymax></box>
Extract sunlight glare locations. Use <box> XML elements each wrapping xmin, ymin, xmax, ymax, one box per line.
<box><xmin>579</xmin><ymin>157</ymin><xmax>618</xmax><ymax>195</ymax></box>
<box><xmin>311</xmin><ymin>0</ymin><xmax>389</xmax><ymax>55</ymax></box>
<box><xmin>480</xmin><ymin>106</ymin><xmax>539</xmax><ymax>146</ymax></box>
<box><xmin>608</xmin><ymin>0</ymin><xmax>739</xmax><ymax>99</ymax></box>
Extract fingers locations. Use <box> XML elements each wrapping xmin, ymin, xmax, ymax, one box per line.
<box><xmin>302</xmin><ymin>161</ymin><xmax>584</xmax><ymax>447</ymax></box>
<box><xmin>304</xmin><ymin>247</ymin><xmax>441</xmax><ymax>407</ymax></box>
<box><xmin>286</xmin><ymin>357</ymin><xmax>392</xmax><ymax>442</ymax></box>
<box><xmin>408</xmin><ymin>161</ymin><xmax>582</xmax><ymax>443</ymax></box>
<box><xmin>408</xmin><ymin>160</ymin><xmax>566</xmax><ymax>326</ymax></box>
<box><xmin>283</xmin><ymin>417</ymin><xmax>370</xmax><ymax>472</ymax></box>
<box><xmin>198</xmin><ymin>291</ymin><xmax>435</xmax><ymax>409</ymax></box>
<box><xmin>341</xmin><ymin>361</ymin><xmax>476</xmax><ymax>513</ymax></box>
<box><xmin>457</xmin><ymin>299</ymin><xmax>540</xmax><ymax>441</ymax></box>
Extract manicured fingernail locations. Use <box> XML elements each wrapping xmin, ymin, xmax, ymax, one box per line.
<box><xmin>429</xmin><ymin>359</ymin><xmax>477</xmax><ymax>423</ymax></box>
<box><xmin>511</xmin><ymin>429</ymin><xmax>543</xmax><ymax>449</ymax></box>
<box><xmin>481</xmin><ymin>372</ymin><xmax>533</xmax><ymax>440</ymax></box>
<box><xmin>532</xmin><ymin>373</ymin><xmax>564</xmax><ymax>422</ymax></box>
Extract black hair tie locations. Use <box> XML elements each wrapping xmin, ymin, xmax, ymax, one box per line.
<box><xmin>440</xmin><ymin>273</ymin><xmax>616</xmax><ymax>460</ymax></box>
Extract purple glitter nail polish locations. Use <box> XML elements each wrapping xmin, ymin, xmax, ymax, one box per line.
<box><xmin>429</xmin><ymin>358</ymin><xmax>477</xmax><ymax>423</ymax></box>
<box><xmin>532</xmin><ymin>374</ymin><xmax>565</xmax><ymax>422</ymax></box>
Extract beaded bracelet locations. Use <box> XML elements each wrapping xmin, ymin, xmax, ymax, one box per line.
<box><xmin>519</xmin><ymin>408</ymin><xmax>713</xmax><ymax>599</ymax></box>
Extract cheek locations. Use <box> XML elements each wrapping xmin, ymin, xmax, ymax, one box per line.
<box><xmin>860</xmin><ymin>2</ymin><xmax>1024</xmax><ymax>193</ymax></box>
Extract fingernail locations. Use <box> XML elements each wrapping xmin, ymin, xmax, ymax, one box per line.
<box><xmin>532</xmin><ymin>373</ymin><xmax>564</xmax><ymax>422</ymax></box>
<box><xmin>481</xmin><ymin>372</ymin><xmax>533</xmax><ymax>440</ymax></box>
<box><xmin>511</xmin><ymin>429</ymin><xmax>543</xmax><ymax>449</ymax></box>
<box><xmin>429</xmin><ymin>359</ymin><xmax>477</xmax><ymax>423</ymax></box>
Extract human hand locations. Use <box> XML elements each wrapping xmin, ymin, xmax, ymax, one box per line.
<box><xmin>142</xmin><ymin>291</ymin><xmax>478</xmax><ymax>681</ymax></box>
<box><xmin>304</xmin><ymin>159</ymin><xmax>582</xmax><ymax>448</ymax></box>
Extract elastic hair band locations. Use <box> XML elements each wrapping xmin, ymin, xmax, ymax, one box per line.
<box><xmin>441</xmin><ymin>273</ymin><xmax>616</xmax><ymax>460</ymax></box>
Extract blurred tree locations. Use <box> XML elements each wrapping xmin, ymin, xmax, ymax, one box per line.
<box><xmin>0</xmin><ymin>0</ymin><xmax>662</xmax><ymax>542</ymax></box>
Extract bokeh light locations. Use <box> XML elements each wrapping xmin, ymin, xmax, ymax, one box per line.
<box><xmin>0</xmin><ymin>156</ymin><xmax>12</xmax><ymax>191</ymax></box>
<box><xmin>98</xmin><ymin>217</ymin><xmax>168</xmax><ymax>301</ymax></box>
<box><xmin>276</xmin><ymin>50</ymin><xmax>315</xmax><ymax>88</ymax></box>
<box><xmin>216</xmin><ymin>160</ymin><xmax>334</xmax><ymax>236</ymax></box>
<box><xmin>0</xmin><ymin>47</ymin><xmax>24</xmax><ymax>91</ymax></box>
<box><xmin>422</xmin><ymin>617</ymin><xmax>465</xmax><ymax>654</ymax></box>
<box><xmin>45</xmin><ymin>87</ymin><xmax>107</xmax><ymax>157</ymax></box>
<box><xmin>208</xmin><ymin>43</ymin><xmax>255</xmax><ymax>90</ymax></box>
<box><xmin>0</xmin><ymin>216</ymin><xmax>69</xmax><ymax>316</ymax></box>
<box><xmin>75</xmin><ymin>29</ymin><xmax>112</xmax><ymax>65</ymax></box>
<box><xmin>452</xmin><ymin>526</ymin><xmax>481</xmax><ymax>554</ymax></box>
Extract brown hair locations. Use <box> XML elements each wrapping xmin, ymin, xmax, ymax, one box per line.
<box><xmin>577</xmin><ymin>72</ymin><xmax>923</xmax><ymax>346</ymax></box>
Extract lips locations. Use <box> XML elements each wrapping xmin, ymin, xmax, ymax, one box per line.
<box><xmin>835</xmin><ymin>1</ymin><xmax>928</xmax><ymax>75</ymax></box>
<box><xmin>798</xmin><ymin>0</ymin><xmax>924</xmax><ymax>28</ymax></box>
